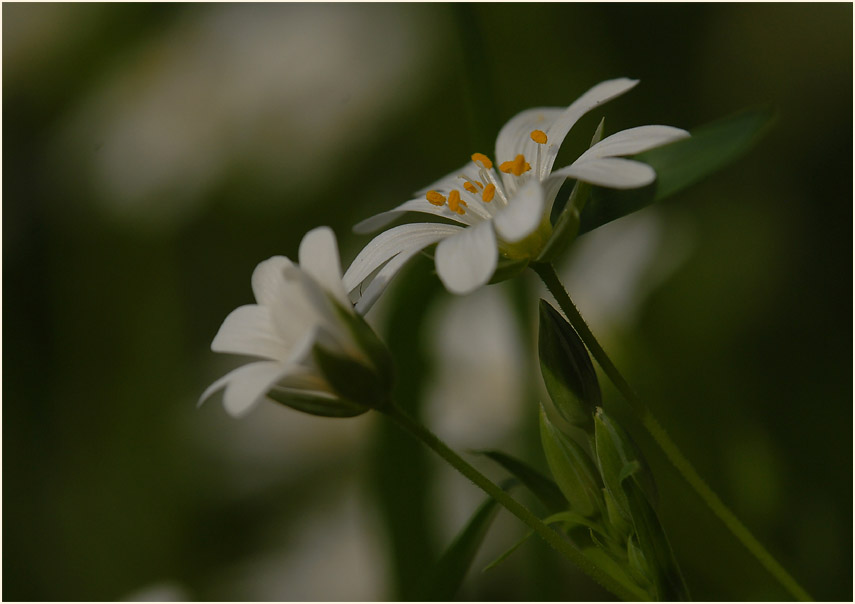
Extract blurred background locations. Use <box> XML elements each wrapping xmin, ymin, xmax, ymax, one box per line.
<box><xmin>3</xmin><ymin>3</ymin><xmax>851</xmax><ymax>601</ymax></box>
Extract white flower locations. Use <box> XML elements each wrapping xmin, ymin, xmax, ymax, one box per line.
<box><xmin>200</xmin><ymin>226</ymin><xmax>390</xmax><ymax>418</ymax></box>
<box><xmin>343</xmin><ymin>78</ymin><xmax>689</xmax><ymax>306</ymax></box>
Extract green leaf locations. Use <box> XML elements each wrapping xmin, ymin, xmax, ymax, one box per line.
<box><xmin>580</xmin><ymin>106</ymin><xmax>775</xmax><ymax>235</ymax></box>
<box><xmin>538</xmin><ymin>300</ymin><xmax>601</xmax><ymax>430</ymax></box>
<box><xmin>540</xmin><ymin>407</ymin><xmax>603</xmax><ymax>517</ymax></box>
<box><xmin>413</xmin><ymin>496</ymin><xmax>501</xmax><ymax>600</ymax></box>
<box><xmin>482</xmin><ymin>529</ymin><xmax>534</xmax><ymax>572</ymax></box>
<box><xmin>266</xmin><ymin>388</ymin><xmax>368</xmax><ymax>418</ymax></box>
<box><xmin>478</xmin><ymin>449</ymin><xmax>566</xmax><ymax>514</ymax></box>
<box><xmin>483</xmin><ymin>509</ymin><xmax>603</xmax><ymax>572</ymax></box>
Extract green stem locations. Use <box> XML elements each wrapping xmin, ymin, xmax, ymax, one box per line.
<box><xmin>381</xmin><ymin>404</ymin><xmax>643</xmax><ymax>602</ymax></box>
<box><xmin>531</xmin><ymin>261</ymin><xmax>812</xmax><ymax>602</ymax></box>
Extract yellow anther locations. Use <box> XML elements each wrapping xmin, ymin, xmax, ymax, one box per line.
<box><xmin>447</xmin><ymin>189</ymin><xmax>462</xmax><ymax>213</ymax></box>
<box><xmin>463</xmin><ymin>182</ymin><xmax>478</xmax><ymax>194</ymax></box>
<box><xmin>471</xmin><ymin>153</ymin><xmax>493</xmax><ymax>169</ymax></box>
<box><xmin>481</xmin><ymin>183</ymin><xmax>496</xmax><ymax>203</ymax></box>
<box><xmin>499</xmin><ymin>154</ymin><xmax>531</xmax><ymax>176</ymax></box>
<box><xmin>426</xmin><ymin>190</ymin><xmax>446</xmax><ymax>206</ymax></box>
<box><xmin>530</xmin><ymin>129</ymin><xmax>548</xmax><ymax>144</ymax></box>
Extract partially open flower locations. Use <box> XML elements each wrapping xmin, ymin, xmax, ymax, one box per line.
<box><xmin>344</xmin><ymin>78</ymin><xmax>689</xmax><ymax>307</ymax></box>
<box><xmin>199</xmin><ymin>227</ymin><xmax>393</xmax><ymax>418</ymax></box>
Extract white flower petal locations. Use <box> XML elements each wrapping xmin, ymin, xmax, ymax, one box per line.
<box><xmin>353</xmin><ymin>197</ymin><xmax>472</xmax><ymax>234</ymax></box>
<box><xmin>251</xmin><ymin>256</ymin><xmax>293</xmax><ymax>307</ymax></box>
<box><xmin>579</xmin><ymin>125</ymin><xmax>690</xmax><ymax>160</ymax></box>
<box><xmin>279</xmin><ymin>267</ymin><xmax>361</xmax><ymax>359</ymax></box>
<box><xmin>211</xmin><ymin>304</ymin><xmax>290</xmax><ymax>360</ymax></box>
<box><xmin>541</xmin><ymin>175</ymin><xmax>568</xmax><ymax>220</ymax></box>
<box><xmin>553</xmin><ymin>157</ymin><xmax>657</xmax><ymax>189</ymax></box>
<box><xmin>198</xmin><ymin>360</ymin><xmax>288</xmax><ymax>417</ymax></box>
<box><xmin>495</xmin><ymin>107</ymin><xmax>564</xmax><ymax>174</ymax></box>
<box><xmin>435</xmin><ymin>219</ymin><xmax>497</xmax><ymax>295</ymax></box>
<box><xmin>543</xmin><ymin>78</ymin><xmax>639</xmax><ymax>178</ymax></box>
<box><xmin>355</xmin><ymin>244</ymin><xmax>428</xmax><ymax>315</ymax></box>
<box><xmin>298</xmin><ymin>226</ymin><xmax>350</xmax><ymax>307</ymax></box>
<box><xmin>493</xmin><ymin>180</ymin><xmax>545</xmax><ymax>243</ymax></box>
<box><xmin>343</xmin><ymin>222</ymin><xmax>462</xmax><ymax>293</ymax></box>
<box><xmin>280</xmin><ymin>265</ymin><xmax>339</xmax><ymax>326</ymax></box>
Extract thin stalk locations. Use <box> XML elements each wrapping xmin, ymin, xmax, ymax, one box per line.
<box><xmin>381</xmin><ymin>404</ymin><xmax>643</xmax><ymax>602</ymax></box>
<box><xmin>531</xmin><ymin>261</ymin><xmax>812</xmax><ymax>602</ymax></box>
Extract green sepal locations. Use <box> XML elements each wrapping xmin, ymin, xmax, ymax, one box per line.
<box><xmin>536</xmin><ymin>197</ymin><xmax>582</xmax><ymax>264</ymax></box>
<box><xmin>538</xmin><ymin>300</ymin><xmax>601</xmax><ymax>430</ymax></box>
<box><xmin>603</xmin><ymin>487</ymin><xmax>633</xmax><ymax>542</ymax></box>
<box><xmin>626</xmin><ymin>535</ymin><xmax>655</xmax><ymax>594</ymax></box>
<box><xmin>594</xmin><ymin>409</ymin><xmax>688</xmax><ymax>601</ymax></box>
<box><xmin>539</xmin><ymin>407</ymin><xmax>603</xmax><ymax>517</ymax></box>
<box><xmin>478</xmin><ymin>449</ymin><xmax>567</xmax><ymax>514</ymax></box>
<box><xmin>330</xmin><ymin>299</ymin><xmax>394</xmax><ymax>393</ymax></box>
<box><xmin>580</xmin><ymin>546</ymin><xmax>652</xmax><ymax>602</ymax></box>
<box><xmin>312</xmin><ymin>343</ymin><xmax>388</xmax><ymax>410</ymax></box>
<box><xmin>624</xmin><ymin>480</ymin><xmax>690</xmax><ymax>601</ymax></box>
<box><xmin>490</xmin><ymin>256</ymin><xmax>530</xmax><ymax>284</ymax></box>
<box><xmin>413</xmin><ymin>496</ymin><xmax>501</xmax><ymax>600</ymax></box>
<box><xmin>543</xmin><ymin>510</ymin><xmax>606</xmax><ymax>535</ymax></box>
<box><xmin>266</xmin><ymin>388</ymin><xmax>368</xmax><ymax>418</ymax></box>
<box><xmin>580</xmin><ymin>106</ymin><xmax>775</xmax><ymax>235</ymax></box>
<box><xmin>593</xmin><ymin>408</ymin><xmax>657</xmax><ymax>520</ymax></box>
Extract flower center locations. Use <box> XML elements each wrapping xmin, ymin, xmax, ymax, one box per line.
<box><xmin>424</xmin><ymin>130</ymin><xmax>549</xmax><ymax>222</ymax></box>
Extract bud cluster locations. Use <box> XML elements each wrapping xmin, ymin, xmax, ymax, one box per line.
<box><xmin>538</xmin><ymin>300</ymin><xmax>688</xmax><ymax>601</ymax></box>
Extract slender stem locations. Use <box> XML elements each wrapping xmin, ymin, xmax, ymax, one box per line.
<box><xmin>381</xmin><ymin>404</ymin><xmax>643</xmax><ymax>602</ymax></box>
<box><xmin>531</xmin><ymin>261</ymin><xmax>813</xmax><ymax>602</ymax></box>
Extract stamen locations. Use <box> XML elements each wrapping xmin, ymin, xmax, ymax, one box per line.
<box><xmin>447</xmin><ymin>189</ymin><xmax>463</xmax><ymax>213</ymax></box>
<box><xmin>499</xmin><ymin>154</ymin><xmax>531</xmax><ymax>176</ymax></box>
<box><xmin>482</xmin><ymin>184</ymin><xmax>496</xmax><ymax>203</ymax></box>
<box><xmin>471</xmin><ymin>153</ymin><xmax>493</xmax><ymax>169</ymax></box>
<box><xmin>426</xmin><ymin>190</ymin><xmax>446</xmax><ymax>206</ymax></box>
<box><xmin>463</xmin><ymin>182</ymin><xmax>479</xmax><ymax>194</ymax></box>
<box><xmin>530</xmin><ymin>130</ymin><xmax>548</xmax><ymax>144</ymax></box>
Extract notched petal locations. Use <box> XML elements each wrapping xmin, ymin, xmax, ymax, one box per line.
<box><xmin>493</xmin><ymin>180</ymin><xmax>545</xmax><ymax>243</ymax></box>
<box><xmin>435</xmin><ymin>220</ymin><xmax>498</xmax><ymax>295</ymax></box>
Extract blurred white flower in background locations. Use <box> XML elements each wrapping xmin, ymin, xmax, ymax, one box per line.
<box><xmin>556</xmin><ymin>209</ymin><xmax>694</xmax><ymax>334</ymax></box>
<box><xmin>121</xmin><ymin>581</ymin><xmax>190</xmax><ymax>602</ymax></box>
<box><xmin>424</xmin><ymin>287</ymin><xmax>526</xmax><ymax>450</ymax></box>
<box><xmin>47</xmin><ymin>4</ymin><xmax>435</xmax><ymax>228</ymax></box>
<box><xmin>219</xmin><ymin>475</ymin><xmax>388</xmax><ymax>601</ymax></box>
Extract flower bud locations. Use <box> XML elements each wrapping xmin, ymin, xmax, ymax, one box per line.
<box><xmin>538</xmin><ymin>300</ymin><xmax>601</xmax><ymax>431</ymax></box>
<box><xmin>539</xmin><ymin>406</ymin><xmax>603</xmax><ymax>518</ymax></box>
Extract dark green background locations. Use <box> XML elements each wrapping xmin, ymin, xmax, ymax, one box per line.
<box><xmin>4</xmin><ymin>3</ymin><xmax>851</xmax><ymax>601</ymax></box>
